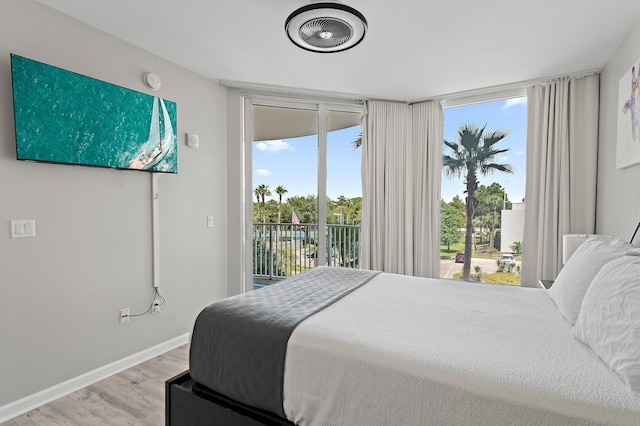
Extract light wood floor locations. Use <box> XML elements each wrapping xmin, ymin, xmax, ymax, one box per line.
<box><xmin>5</xmin><ymin>344</ymin><xmax>189</xmax><ymax>425</ymax></box>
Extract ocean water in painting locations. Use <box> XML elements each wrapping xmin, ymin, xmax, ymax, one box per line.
<box><xmin>11</xmin><ymin>54</ymin><xmax>178</xmax><ymax>173</ymax></box>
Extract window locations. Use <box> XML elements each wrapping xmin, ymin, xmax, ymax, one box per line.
<box><xmin>440</xmin><ymin>95</ymin><xmax>527</xmax><ymax>285</ymax></box>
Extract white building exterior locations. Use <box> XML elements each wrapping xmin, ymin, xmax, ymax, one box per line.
<box><xmin>500</xmin><ymin>203</ymin><xmax>525</xmax><ymax>253</ymax></box>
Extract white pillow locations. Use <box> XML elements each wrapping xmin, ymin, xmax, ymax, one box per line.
<box><xmin>572</xmin><ymin>255</ymin><xmax>640</xmax><ymax>393</ymax></box>
<box><xmin>610</xmin><ymin>236</ymin><xmax>640</xmax><ymax>252</ymax></box>
<box><xmin>547</xmin><ymin>237</ymin><xmax>627</xmax><ymax>325</ymax></box>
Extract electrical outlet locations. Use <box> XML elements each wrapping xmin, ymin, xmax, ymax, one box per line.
<box><xmin>120</xmin><ymin>308</ymin><xmax>129</xmax><ymax>324</ymax></box>
<box><xmin>152</xmin><ymin>300</ymin><xmax>162</xmax><ymax>314</ymax></box>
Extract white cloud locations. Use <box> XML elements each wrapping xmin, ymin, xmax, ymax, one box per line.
<box><xmin>503</xmin><ymin>97</ymin><xmax>527</xmax><ymax>110</ymax></box>
<box><xmin>255</xmin><ymin>140</ymin><xmax>294</xmax><ymax>153</ymax></box>
<box><xmin>254</xmin><ymin>169</ymin><xmax>271</xmax><ymax>176</ymax></box>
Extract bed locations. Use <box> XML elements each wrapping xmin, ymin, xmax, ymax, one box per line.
<box><xmin>166</xmin><ymin>253</ymin><xmax>640</xmax><ymax>425</ymax></box>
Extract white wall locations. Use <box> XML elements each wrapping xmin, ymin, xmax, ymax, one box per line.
<box><xmin>226</xmin><ymin>88</ymin><xmax>246</xmax><ymax>297</ymax></box>
<box><xmin>500</xmin><ymin>203</ymin><xmax>524</xmax><ymax>253</ymax></box>
<box><xmin>0</xmin><ymin>0</ymin><xmax>228</xmax><ymax>409</ymax></box>
<box><xmin>597</xmin><ymin>18</ymin><xmax>640</xmax><ymax>239</ymax></box>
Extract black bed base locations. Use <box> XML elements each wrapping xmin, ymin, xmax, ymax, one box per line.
<box><xmin>166</xmin><ymin>370</ymin><xmax>296</xmax><ymax>426</ymax></box>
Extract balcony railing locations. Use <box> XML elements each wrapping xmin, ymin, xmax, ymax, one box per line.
<box><xmin>252</xmin><ymin>222</ymin><xmax>361</xmax><ymax>280</ymax></box>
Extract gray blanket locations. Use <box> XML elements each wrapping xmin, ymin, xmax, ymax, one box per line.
<box><xmin>189</xmin><ymin>267</ymin><xmax>380</xmax><ymax>418</ymax></box>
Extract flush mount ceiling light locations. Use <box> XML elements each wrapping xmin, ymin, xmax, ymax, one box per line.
<box><xmin>285</xmin><ymin>2</ymin><xmax>368</xmax><ymax>53</ymax></box>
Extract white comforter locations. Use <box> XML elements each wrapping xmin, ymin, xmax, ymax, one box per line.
<box><xmin>283</xmin><ymin>273</ymin><xmax>640</xmax><ymax>425</ymax></box>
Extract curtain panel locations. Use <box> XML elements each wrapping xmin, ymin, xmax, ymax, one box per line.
<box><xmin>360</xmin><ymin>100</ymin><xmax>444</xmax><ymax>277</ymax></box>
<box><xmin>521</xmin><ymin>75</ymin><xmax>600</xmax><ymax>287</ymax></box>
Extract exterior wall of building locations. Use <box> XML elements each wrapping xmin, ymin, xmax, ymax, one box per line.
<box><xmin>501</xmin><ymin>203</ymin><xmax>525</xmax><ymax>253</ymax></box>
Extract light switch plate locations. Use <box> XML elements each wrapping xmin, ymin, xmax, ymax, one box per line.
<box><xmin>11</xmin><ymin>219</ymin><xmax>36</xmax><ymax>238</ymax></box>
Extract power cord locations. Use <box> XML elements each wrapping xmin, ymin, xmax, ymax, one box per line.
<box><xmin>129</xmin><ymin>287</ymin><xmax>167</xmax><ymax>318</ymax></box>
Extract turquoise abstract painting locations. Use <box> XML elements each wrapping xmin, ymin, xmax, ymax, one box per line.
<box><xmin>10</xmin><ymin>54</ymin><xmax>178</xmax><ymax>173</ymax></box>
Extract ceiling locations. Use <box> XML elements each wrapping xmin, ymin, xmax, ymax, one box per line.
<box><xmin>37</xmin><ymin>0</ymin><xmax>640</xmax><ymax>102</ymax></box>
<box><xmin>252</xmin><ymin>106</ymin><xmax>361</xmax><ymax>140</ymax></box>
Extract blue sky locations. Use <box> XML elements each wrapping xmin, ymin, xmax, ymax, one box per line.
<box><xmin>442</xmin><ymin>97</ymin><xmax>528</xmax><ymax>204</ymax></box>
<box><xmin>253</xmin><ymin>97</ymin><xmax>527</xmax><ymax>203</ymax></box>
<box><xmin>253</xmin><ymin>125</ymin><xmax>363</xmax><ymax>201</ymax></box>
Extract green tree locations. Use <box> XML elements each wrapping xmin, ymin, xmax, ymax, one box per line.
<box><xmin>475</xmin><ymin>183</ymin><xmax>509</xmax><ymax>250</ymax></box>
<box><xmin>336</xmin><ymin>195</ymin><xmax>350</xmax><ymax>224</ymax></box>
<box><xmin>349</xmin><ymin>196</ymin><xmax>363</xmax><ymax>224</ymax></box>
<box><xmin>510</xmin><ymin>241</ymin><xmax>522</xmax><ymax>255</ymax></box>
<box><xmin>450</xmin><ymin>195</ymin><xmax>465</xmax><ymax>212</ymax></box>
<box><xmin>287</xmin><ymin>194</ymin><xmax>318</xmax><ymax>224</ymax></box>
<box><xmin>263</xmin><ymin>200</ymin><xmax>279</xmax><ymax>223</ymax></box>
<box><xmin>275</xmin><ymin>185</ymin><xmax>288</xmax><ymax>224</ymax></box>
<box><xmin>443</xmin><ymin>124</ymin><xmax>513</xmax><ymax>280</ymax></box>
<box><xmin>255</xmin><ymin>184</ymin><xmax>271</xmax><ymax>222</ymax></box>
<box><xmin>253</xmin><ymin>187</ymin><xmax>261</xmax><ymax>222</ymax></box>
<box><xmin>326</xmin><ymin>196</ymin><xmax>363</xmax><ymax>225</ymax></box>
<box><xmin>440</xmin><ymin>199</ymin><xmax>465</xmax><ymax>251</ymax></box>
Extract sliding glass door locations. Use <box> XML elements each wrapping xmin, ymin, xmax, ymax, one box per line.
<box><xmin>244</xmin><ymin>96</ymin><xmax>362</xmax><ymax>291</ymax></box>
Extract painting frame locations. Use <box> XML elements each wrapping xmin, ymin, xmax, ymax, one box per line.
<box><xmin>616</xmin><ymin>56</ymin><xmax>640</xmax><ymax>169</ymax></box>
<box><xmin>11</xmin><ymin>54</ymin><xmax>178</xmax><ymax>174</ymax></box>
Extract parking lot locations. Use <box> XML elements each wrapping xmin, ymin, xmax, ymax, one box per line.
<box><xmin>439</xmin><ymin>257</ymin><xmax>520</xmax><ymax>279</ymax></box>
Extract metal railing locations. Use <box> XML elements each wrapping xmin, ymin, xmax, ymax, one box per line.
<box><xmin>252</xmin><ymin>222</ymin><xmax>361</xmax><ymax>280</ymax></box>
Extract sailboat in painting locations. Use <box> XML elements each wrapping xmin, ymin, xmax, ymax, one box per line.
<box><xmin>126</xmin><ymin>97</ymin><xmax>175</xmax><ymax>170</ymax></box>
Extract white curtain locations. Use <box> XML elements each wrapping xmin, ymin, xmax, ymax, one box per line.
<box><xmin>521</xmin><ymin>75</ymin><xmax>600</xmax><ymax>287</ymax></box>
<box><xmin>361</xmin><ymin>100</ymin><xmax>444</xmax><ymax>277</ymax></box>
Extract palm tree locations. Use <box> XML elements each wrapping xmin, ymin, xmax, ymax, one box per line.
<box><xmin>255</xmin><ymin>184</ymin><xmax>271</xmax><ymax>223</ymax></box>
<box><xmin>254</xmin><ymin>187</ymin><xmax>261</xmax><ymax>222</ymax></box>
<box><xmin>476</xmin><ymin>184</ymin><xmax>506</xmax><ymax>250</ymax></box>
<box><xmin>335</xmin><ymin>195</ymin><xmax>349</xmax><ymax>224</ymax></box>
<box><xmin>275</xmin><ymin>185</ymin><xmax>288</xmax><ymax>224</ymax></box>
<box><xmin>351</xmin><ymin>132</ymin><xmax>362</xmax><ymax>150</ymax></box>
<box><xmin>443</xmin><ymin>124</ymin><xmax>513</xmax><ymax>280</ymax></box>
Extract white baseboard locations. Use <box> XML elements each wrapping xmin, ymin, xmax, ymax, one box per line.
<box><xmin>0</xmin><ymin>333</ymin><xmax>189</xmax><ymax>423</ymax></box>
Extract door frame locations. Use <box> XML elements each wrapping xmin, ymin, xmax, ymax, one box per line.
<box><xmin>242</xmin><ymin>94</ymin><xmax>363</xmax><ymax>292</ymax></box>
